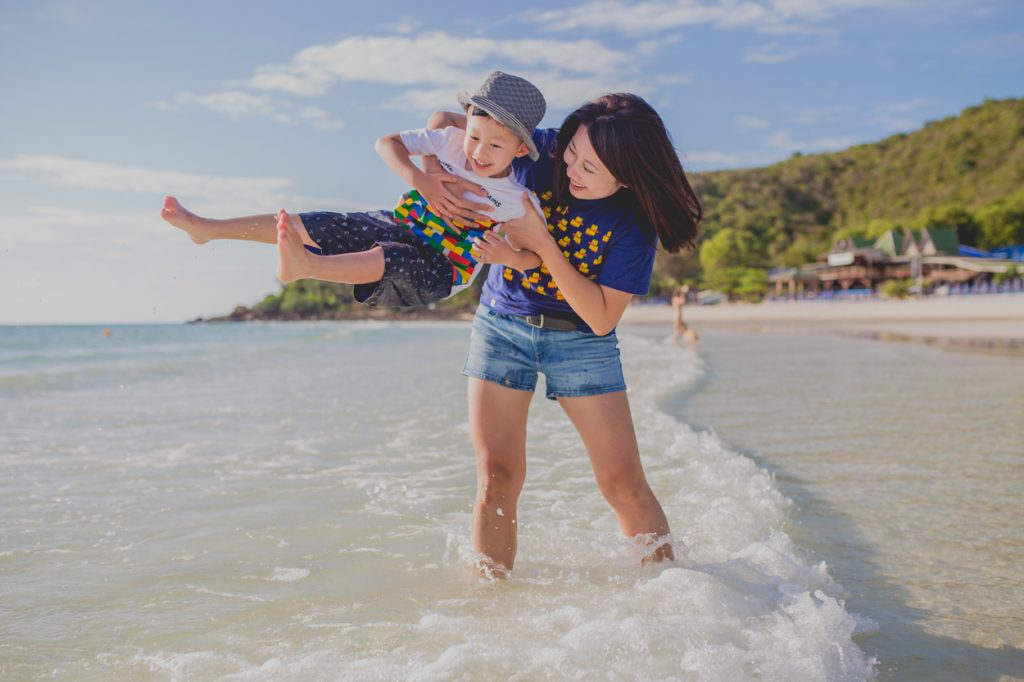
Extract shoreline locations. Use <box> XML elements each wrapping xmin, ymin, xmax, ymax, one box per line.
<box><xmin>620</xmin><ymin>294</ymin><xmax>1024</xmax><ymax>356</ymax></box>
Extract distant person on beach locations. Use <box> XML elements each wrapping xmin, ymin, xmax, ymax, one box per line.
<box><xmin>160</xmin><ymin>90</ymin><xmax>702</xmax><ymax>578</ymax></box>
<box><xmin>672</xmin><ymin>285</ymin><xmax>699</xmax><ymax>344</ymax></box>
<box><xmin>164</xmin><ymin>71</ymin><xmax>545</xmax><ymax>307</ymax></box>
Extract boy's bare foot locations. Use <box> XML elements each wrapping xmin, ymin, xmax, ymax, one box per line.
<box><xmin>161</xmin><ymin>196</ymin><xmax>212</xmax><ymax>244</ymax></box>
<box><xmin>276</xmin><ymin>210</ymin><xmax>312</xmax><ymax>283</ymax></box>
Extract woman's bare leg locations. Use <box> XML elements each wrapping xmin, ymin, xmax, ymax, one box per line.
<box><xmin>558</xmin><ymin>391</ymin><xmax>675</xmax><ymax>563</ymax></box>
<box><xmin>161</xmin><ymin>195</ymin><xmax>316</xmax><ymax>246</ymax></box>
<box><xmin>468</xmin><ymin>378</ymin><xmax>533</xmax><ymax>577</ymax></box>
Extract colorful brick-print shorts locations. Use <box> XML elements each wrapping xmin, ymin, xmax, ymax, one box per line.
<box><xmin>463</xmin><ymin>303</ymin><xmax>627</xmax><ymax>401</ymax></box>
<box><xmin>299</xmin><ymin>211</ymin><xmax>454</xmax><ymax>307</ymax></box>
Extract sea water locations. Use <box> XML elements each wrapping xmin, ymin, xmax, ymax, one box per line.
<box><xmin>2</xmin><ymin>320</ymin><xmax>1007</xmax><ymax>680</ymax></box>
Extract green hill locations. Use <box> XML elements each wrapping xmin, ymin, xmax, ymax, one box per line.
<box><xmin>656</xmin><ymin>97</ymin><xmax>1024</xmax><ymax>291</ymax></box>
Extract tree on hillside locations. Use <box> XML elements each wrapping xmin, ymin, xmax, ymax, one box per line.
<box><xmin>915</xmin><ymin>204</ymin><xmax>980</xmax><ymax>246</ymax></box>
<box><xmin>699</xmin><ymin>228</ymin><xmax>769</xmax><ymax>299</ymax></box>
<box><xmin>699</xmin><ymin>228</ymin><xmax>764</xmax><ymax>272</ymax></box>
<box><xmin>977</xmin><ymin>192</ymin><xmax>1024</xmax><ymax>249</ymax></box>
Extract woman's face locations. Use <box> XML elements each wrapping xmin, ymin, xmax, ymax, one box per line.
<box><xmin>563</xmin><ymin>125</ymin><xmax>623</xmax><ymax>200</ymax></box>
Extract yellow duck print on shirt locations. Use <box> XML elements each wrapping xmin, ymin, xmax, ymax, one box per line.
<box><xmin>512</xmin><ymin>201</ymin><xmax>615</xmax><ymax>298</ymax></box>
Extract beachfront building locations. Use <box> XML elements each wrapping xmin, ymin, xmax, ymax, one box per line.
<box><xmin>769</xmin><ymin>228</ymin><xmax>1022</xmax><ymax>297</ymax></box>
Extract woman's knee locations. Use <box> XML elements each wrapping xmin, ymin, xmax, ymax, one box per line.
<box><xmin>599</xmin><ymin>474</ymin><xmax>653</xmax><ymax>510</ymax></box>
<box><xmin>475</xmin><ymin>451</ymin><xmax>525</xmax><ymax>505</ymax></box>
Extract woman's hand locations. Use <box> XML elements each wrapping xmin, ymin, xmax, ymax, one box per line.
<box><xmin>502</xmin><ymin>193</ymin><xmax>556</xmax><ymax>255</ymax></box>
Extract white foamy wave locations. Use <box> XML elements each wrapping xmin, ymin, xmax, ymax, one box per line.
<box><xmin>267</xmin><ymin>567</ymin><xmax>309</xmax><ymax>582</ymax></box>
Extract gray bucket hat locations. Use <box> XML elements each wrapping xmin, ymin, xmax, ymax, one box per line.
<box><xmin>457</xmin><ymin>71</ymin><xmax>546</xmax><ymax>161</ymax></box>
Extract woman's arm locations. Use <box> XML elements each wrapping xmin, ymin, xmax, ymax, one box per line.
<box><xmin>503</xmin><ymin>194</ymin><xmax>633</xmax><ymax>336</ymax></box>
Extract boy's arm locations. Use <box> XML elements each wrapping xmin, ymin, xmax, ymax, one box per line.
<box><xmin>375</xmin><ymin>133</ymin><xmax>431</xmax><ymax>189</ymax></box>
<box><xmin>428</xmin><ymin>111</ymin><xmax>466</xmax><ymax>131</ymax></box>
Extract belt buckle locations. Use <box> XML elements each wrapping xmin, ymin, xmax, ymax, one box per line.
<box><xmin>526</xmin><ymin>314</ymin><xmax>545</xmax><ymax>329</ymax></box>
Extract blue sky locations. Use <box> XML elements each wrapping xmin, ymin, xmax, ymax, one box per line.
<box><xmin>1</xmin><ymin>0</ymin><xmax>1021</xmax><ymax>323</ymax></box>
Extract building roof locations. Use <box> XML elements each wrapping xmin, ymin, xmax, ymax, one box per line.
<box><xmin>920</xmin><ymin>227</ymin><xmax>959</xmax><ymax>255</ymax></box>
<box><xmin>873</xmin><ymin>230</ymin><xmax>905</xmax><ymax>256</ymax></box>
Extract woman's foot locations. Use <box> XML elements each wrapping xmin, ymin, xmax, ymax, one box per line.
<box><xmin>276</xmin><ymin>210</ymin><xmax>312</xmax><ymax>283</ymax></box>
<box><xmin>161</xmin><ymin>196</ymin><xmax>212</xmax><ymax>244</ymax></box>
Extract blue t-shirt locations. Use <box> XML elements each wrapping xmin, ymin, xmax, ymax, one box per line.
<box><xmin>480</xmin><ymin>129</ymin><xmax>657</xmax><ymax>333</ymax></box>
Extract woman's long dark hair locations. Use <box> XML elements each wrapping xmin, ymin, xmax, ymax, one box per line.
<box><xmin>552</xmin><ymin>94</ymin><xmax>701</xmax><ymax>253</ymax></box>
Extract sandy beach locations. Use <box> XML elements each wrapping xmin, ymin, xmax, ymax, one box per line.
<box><xmin>621</xmin><ymin>294</ymin><xmax>1024</xmax><ymax>351</ymax></box>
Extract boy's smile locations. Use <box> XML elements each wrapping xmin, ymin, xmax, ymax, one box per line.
<box><xmin>463</xmin><ymin>114</ymin><xmax>529</xmax><ymax>179</ymax></box>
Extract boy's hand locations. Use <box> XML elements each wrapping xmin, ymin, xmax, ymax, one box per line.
<box><xmin>470</xmin><ymin>231</ymin><xmax>519</xmax><ymax>266</ymax></box>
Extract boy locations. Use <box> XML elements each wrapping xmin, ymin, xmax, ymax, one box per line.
<box><xmin>274</xmin><ymin>71</ymin><xmax>546</xmax><ymax>307</ymax></box>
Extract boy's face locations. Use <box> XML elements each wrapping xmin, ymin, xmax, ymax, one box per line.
<box><xmin>463</xmin><ymin>114</ymin><xmax>529</xmax><ymax>178</ymax></box>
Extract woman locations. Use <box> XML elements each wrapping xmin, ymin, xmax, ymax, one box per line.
<box><xmin>423</xmin><ymin>94</ymin><xmax>701</xmax><ymax>575</ymax></box>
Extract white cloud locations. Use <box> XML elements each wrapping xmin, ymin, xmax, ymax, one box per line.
<box><xmin>528</xmin><ymin>1</ymin><xmax>742</xmax><ymax>35</ymax></box>
<box><xmin>655</xmin><ymin>73</ymin><xmax>693</xmax><ymax>86</ymax></box>
<box><xmin>789</xmin><ymin>104</ymin><xmax>853</xmax><ymax>124</ymax></box>
<box><xmin>873</xmin><ymin>98</ymin><xmax>927</xmax><ymax>114</ymax></box>
<box><xmin>735</xmin><ymin>114</ymin><xmax>771</xmax><ymax>129</ymax></box>
<box><xmin>0</xmin><ymin>155</ymin><xmax>370</xmax><ymax>215</ymax></box>
<box><xmin>766</xmin><ymin>130</ymin><xmax>855</xmax><ymax>152</ymax></box>
<box><xmin>237</xmin><ymin>33</ymin><xmax>633</xmax><ymax>98</ymax></box>
<box><xmin>744</xmin><ymin>42</ymin><xmax>800</xmax><ymax>63</ymax></box>
<box><xmin>158</xmin><ymin>91</ymin><xmax>344</xmax><ymax>131</ymax></box>
<box><xmin>175</xmin><ymin>90</ymin><xmax>278</xmax><ymax>118</ymax></box>
<box><xmin>170</xmin><ymin>31</ymin><xmax>646</xmax><ymax>125</ymax></box>
<box><xmin>0</xmin><ymin>208</ymin><xmax>159</xmax><ymax>248</ymax></box>
<box><xmin>393</xmin><ymin>15</ymin><xmax>422</xmax><ymax>34</ymax></box>
<box><xmin>0</xmin><ymin>154</ymin><xmax>291</xmax><ymax>198</ymax></box>
<box><xmin>684</xmin><ymin>150</ymin><xmax>742</xmax><ymax>167</ymax></box>
<box><xmin>524</xmin><ymin>0</ymin><xmax>810</xmax><ymax>35</ymax></box>
<box><xmin>867</xmin><ymin>98</ymin><xmax>928</xmax><ymax>131</ymax></box>
<box><xmin>530</xmin><ymin>0</ymin><xmax>918</xmax><ymax>34</ymax></box>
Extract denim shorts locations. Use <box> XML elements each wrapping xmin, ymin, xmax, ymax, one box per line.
<box><xmin>463</xmin><ymin>304</ymin><xmax>627</xmax><ymax>400</ymax></box>
<box><xmin>300</xmin><ymin>211</ymin><xmax>453</xmax><ymax>307</ymax></box>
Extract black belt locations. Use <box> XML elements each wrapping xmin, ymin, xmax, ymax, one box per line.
<box><xmin>516</xmin><ymin>313</ymin><xmax>579</xmax><ymax>331</ymax></box>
